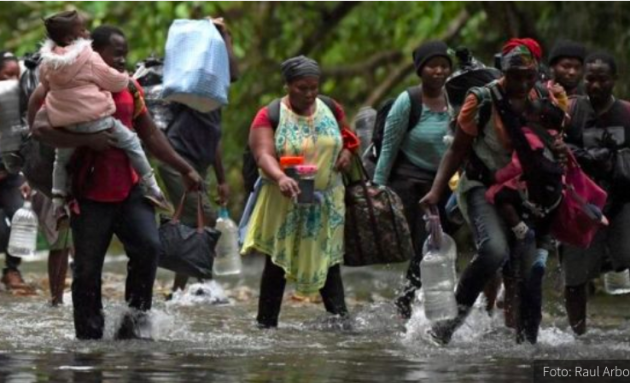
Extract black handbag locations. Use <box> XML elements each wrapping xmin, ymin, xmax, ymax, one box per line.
<box><xmin>158</xmin><ymin>193</ymin><xmax>221</xmax><ymax>279</ymax></box>
<box><xmin>343</xmin><ymin>156</ymin><xmax>414</xmax><ymax>266</ymax></box>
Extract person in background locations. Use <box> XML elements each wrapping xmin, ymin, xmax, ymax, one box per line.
<box><xmin>563</xmin><ymin>52</ymin><xmax>630</xmax><ymax>335</ymax></box>
<box><xmin>15</xmin><ymin>50</ymin><xmax>72</xmax><ymax>306</ymax></box>
<box><xmin>0</xmin><ymin>51</ymin><xmax>31</xmax><ymax>293</ymax></box>
<box><xmin>548</xmin><ymin>40</ymin><xmax>587</xmax><ymax>97</ymax></box>
<box><xmin>158</xmin><ymin>17</ymin><xmax>238</xmax><ymax>297</ymax></box>
<box><xmin>0</xmin><ymin>51</ymin><xmax>20</xmax><ymax>81</ymax></box>
<box><xmin>243</xmin><ymin>56</ymin><xmax>356</xmax><ymax>328</ymax></box>
<box><xmin>372</xmin><ymin>41</ymin><xmax>455</xmax><ymax>320</ymax></box>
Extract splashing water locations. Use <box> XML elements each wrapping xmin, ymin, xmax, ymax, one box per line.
<box><xmin>1</xmin><ymin>254</ymin><xmax>630</xmax><ymax>382</ymax></box>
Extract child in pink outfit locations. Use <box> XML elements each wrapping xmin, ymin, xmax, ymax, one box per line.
<box><xmin>38</xmin><ymin>10</ymin><xmax>169</xmax><ymax>215</ymax></box>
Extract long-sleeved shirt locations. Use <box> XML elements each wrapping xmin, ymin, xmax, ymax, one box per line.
<box><xmin>373</xmin><ymin>90</ymin><xmax>450</xmax><ymax>185</ymax></box>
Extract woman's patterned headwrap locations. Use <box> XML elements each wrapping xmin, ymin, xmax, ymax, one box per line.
<box><xmin>501</xmin><ymin>38</ymin><xmax>542</xmax><ymax>71</ymax></box>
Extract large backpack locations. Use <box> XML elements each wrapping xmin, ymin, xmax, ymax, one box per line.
<box><xmin>133</xmin><ymin>56</ymin><xmax>174</xmax><ymax>131</ymax></box>
<box><xmin>445</xmin><ymin>47</ymin><xmax>501</xmax><ymax>110</ymax></box>
<box><xmin>18</xmin><ymin>53</ymin><xmax>41</xmax><ymax>124</ymax></box>
<box><xmin>368</xmin><ymin>86</ymin><xmax>423</xmax><ymax>162</ymax></box>
<box><xmin>242</xmin><ymin>96</ymin><xmax>341</xmax><ymax>194</ymax></box>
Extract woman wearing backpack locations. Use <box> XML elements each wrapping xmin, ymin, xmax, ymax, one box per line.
<box><xmin>243</xmin><ymin>56</ymin><xmax>359</xmax><ymax>328</ymax></box>
<box><xmin>372</xmin><ymin>41</ymin><xmax>454</xmax><ymax>320</ymax></box>
<box><xmin>420</xmin><ymin>38</ymin><xmax>569</xmax><ymax>345</ymax></box>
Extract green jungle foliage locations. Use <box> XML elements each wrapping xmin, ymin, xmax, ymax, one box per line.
<box><xmin>2</xmin><ymin>2</ymin><xmax>629</xmax><ymax>214</ymax></box>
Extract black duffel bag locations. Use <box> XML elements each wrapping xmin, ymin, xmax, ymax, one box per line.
<box><xmin>158</xmin><ymin>192</ymin><xmax>220</xmax><ymax>279</ymax></box>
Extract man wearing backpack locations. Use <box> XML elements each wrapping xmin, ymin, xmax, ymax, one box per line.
<box><xmin>371</xmin><ymin>41</ymin><xmax>455</xmax><ymax>319</ymax></box>
<box><xmin>157</xmin><ymin>18</ymin><xmax>239</xmax><ymax>295</ymax></box>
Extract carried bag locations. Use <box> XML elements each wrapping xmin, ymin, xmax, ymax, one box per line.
<box><xmin>552</xmin><ymin>152</ymin><xmax>608</xmax><ymax>248</ymax></box>
<box><xmin>613</xmin><ymin>147</ymin><xmax>630</xmax><ymax>187</ymax></box>
<box><xmin>20</xmin><ymin>108</ymin><xmax>55</xmax><ymax>197</ymax></box>
<box><xmin>158</xmin><ymin>193</ymin><xmax>221</xmax><ymax>278</ymax></box>
<box><xmin>162</xmin><ymin>19</ymin><xmax>230</xmax><ymax>113</ymax></box>
<box><xmin>0</xmin><ymin>79</ymin><xmax>28</xmax><ymax>173</ymax></box>
<box><xmin>343</xmin><ymin>156</ymin><xmax>414</xmax><ymax>266</ymax></box>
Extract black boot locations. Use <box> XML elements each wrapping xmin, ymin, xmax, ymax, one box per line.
<box><xmin>395</xmin><ymin>285</ymin><xmax>417</xmax><ymax>320</ymax></box>
<box><xmin>115</xmin><ymin>310</ymin><xmax>152</xmax><ymax>340</ymax></box>
<box><xmin>522</xmin><ymin>264</ymin><xmax>545</xmax><ymax>344</ymax></box>
<box><xmin>565</xmin><ymin>284</ymin><xmax>587</xmax><ymax>335</ymax></box>
<box><xmin>427</xmin><ymin>305</ymin><xmax>470</xmax><ymax>346</ymax></box>
<box><xmin>320</xmin><ymin>265</ymin><xmax>348</xmax><ymax>317</ymax></box>
<box><xmin>256</xmin><ymin>257</ymin><xmax>286</xmax><ymax>329</ymax></box>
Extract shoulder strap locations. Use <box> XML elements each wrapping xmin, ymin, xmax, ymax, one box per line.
<box><xmin>318</xmin><ymin>95</ymin><xmax>345</xmax><ymax>125</ymax></box>
<box><xmin>267</xmin><ymin>98</ymin><xmax>282</xmax><ymax>131</ymax></box>
<box><xmin>318</xmin><ymin>95</ymin><xmax>335</xmax><ymax>116</ymax></box>
<box><xmin>489</xmin><ymin>84</ymin><xmax>556</xmax><ymax>149</ymax></box>
<box><xmin>406</xmin><ymin>86</ymin><xmax>423</xmax><ymax>131</ymax></box>
<box><xmin>469</xmin><ymin>86</ymin><xmax>493</xmax><ymax>136</ymax></box>
<box><xmin>533</xmin><ymin>82</ymin><xmax>550</xmax><ymax>99</ymax></box>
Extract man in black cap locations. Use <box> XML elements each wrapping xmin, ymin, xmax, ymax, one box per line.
<box><xmin>548</xmin><ymin>40</ymin><xmax>587</xmax><ymax>97</ymax></box>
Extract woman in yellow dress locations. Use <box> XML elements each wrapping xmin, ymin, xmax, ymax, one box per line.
<box><xmin>243</xmin><ymin>56</ymin><xmax>355</xmax><ymax>328</ymax></box>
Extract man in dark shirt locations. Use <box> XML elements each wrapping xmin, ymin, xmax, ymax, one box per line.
<box><xmin>548</xmin><ymin>40</ymin><xmax>587</xmax><ymax>97</ymax></box>
<box><xmin>563</xmin><ymin>52</ymin><xmax>630</xmax><ymax>336</ymax></box>
<box><xmin>158</xmin><ymin>18</ymin><xmax>239</xmax><ymax>294</ymax></box>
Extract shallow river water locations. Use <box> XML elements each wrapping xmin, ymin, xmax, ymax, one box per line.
<box><xmin>1</xmin><ymin>252</ymin><xmax>629</xmax><ymax>382</ymax></box>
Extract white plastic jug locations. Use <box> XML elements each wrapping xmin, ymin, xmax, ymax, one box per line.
<box><xmin>214</xmin><ymin>207</ymin><xmax>242</xmax><ymax>276</ymax></box>
<box><xmin>8</xmin><ymin>200</ymin><xmax>39</xmax><ymax>257</ymax></box>
<box><xmin>604</xmin><ymin>269</ymin><xmax>630</xmax><ymax>295</ymax></box>
<box><xmin>420</xmin><ymin>213</ymin><xmax>458</xmax><ymax>322</ymax></box>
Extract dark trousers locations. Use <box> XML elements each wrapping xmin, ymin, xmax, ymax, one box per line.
<box><xmin>70</xmin><ymin>186</ymin><xmax>160</xmax><ymax>340</ymax></box>
<box><xmin>0</xmin><ymin>174</ymin><xmax>25</xmax><ymax>272</ymax></box>
<box><xmin>389</xmin><ymin>175</ymin><xmax>452</xmax><ymax>305</ymax></box>
<box><xmin>457</xmin><ymin>187</ymin><xmax>543</xmax><ymax>341</ymax></box>
<box><xmin>257</xmin><ymin>256</ymin><xmax>348</xmax><ymax>328</ymax></box>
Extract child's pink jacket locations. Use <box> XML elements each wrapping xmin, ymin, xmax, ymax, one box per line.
<box><xmin>39</xmin><ymin>38</ymin><xmax>129</xmax><ymax>127</ymax></box>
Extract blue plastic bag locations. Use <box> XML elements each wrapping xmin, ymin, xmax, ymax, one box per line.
<box><xmin>162</xmin><ymin>19</ymin><xmax>230</xmax><ymax>113</ymax></box>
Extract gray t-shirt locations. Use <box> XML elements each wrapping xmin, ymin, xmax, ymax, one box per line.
<box><xmin>166</xmin><ymin>104</ymin><xmax>222</xmax><ymax>171</ymax></box>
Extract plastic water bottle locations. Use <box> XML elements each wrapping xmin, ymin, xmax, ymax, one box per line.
<box><xmin>604</xmin><ymin>269</ymin><xmax>630</xmax><ymax>295</ymax></box>
<box><xmin>421</xmin><ymin>215</ymin><xmax>458</xmax><ymax>322</ymax></box>
<box><xmin>353</xmin><ymin>106</ymin><xmax>377</xmax><ymax>155</ymax></box>
<box><xmin>7</xmin><ymin>200</ymin><xmax>39</xmax><ymax>257</ymax></box>
<box><xmin>213</xmin><ymin>207</ymin><xmax>242</xmax><ymax>276</ymax></box>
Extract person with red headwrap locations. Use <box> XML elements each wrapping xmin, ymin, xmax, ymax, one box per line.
<box><xmin>419</xmin><ymin>38</ymin><xmax>569</xmax><ymax>345</ymax></box>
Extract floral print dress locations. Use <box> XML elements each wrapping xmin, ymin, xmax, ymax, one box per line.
<box><xmin>242</xmin><ymin>99</ymin><xmax>345</xmax><ymax>295</ymax></box>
